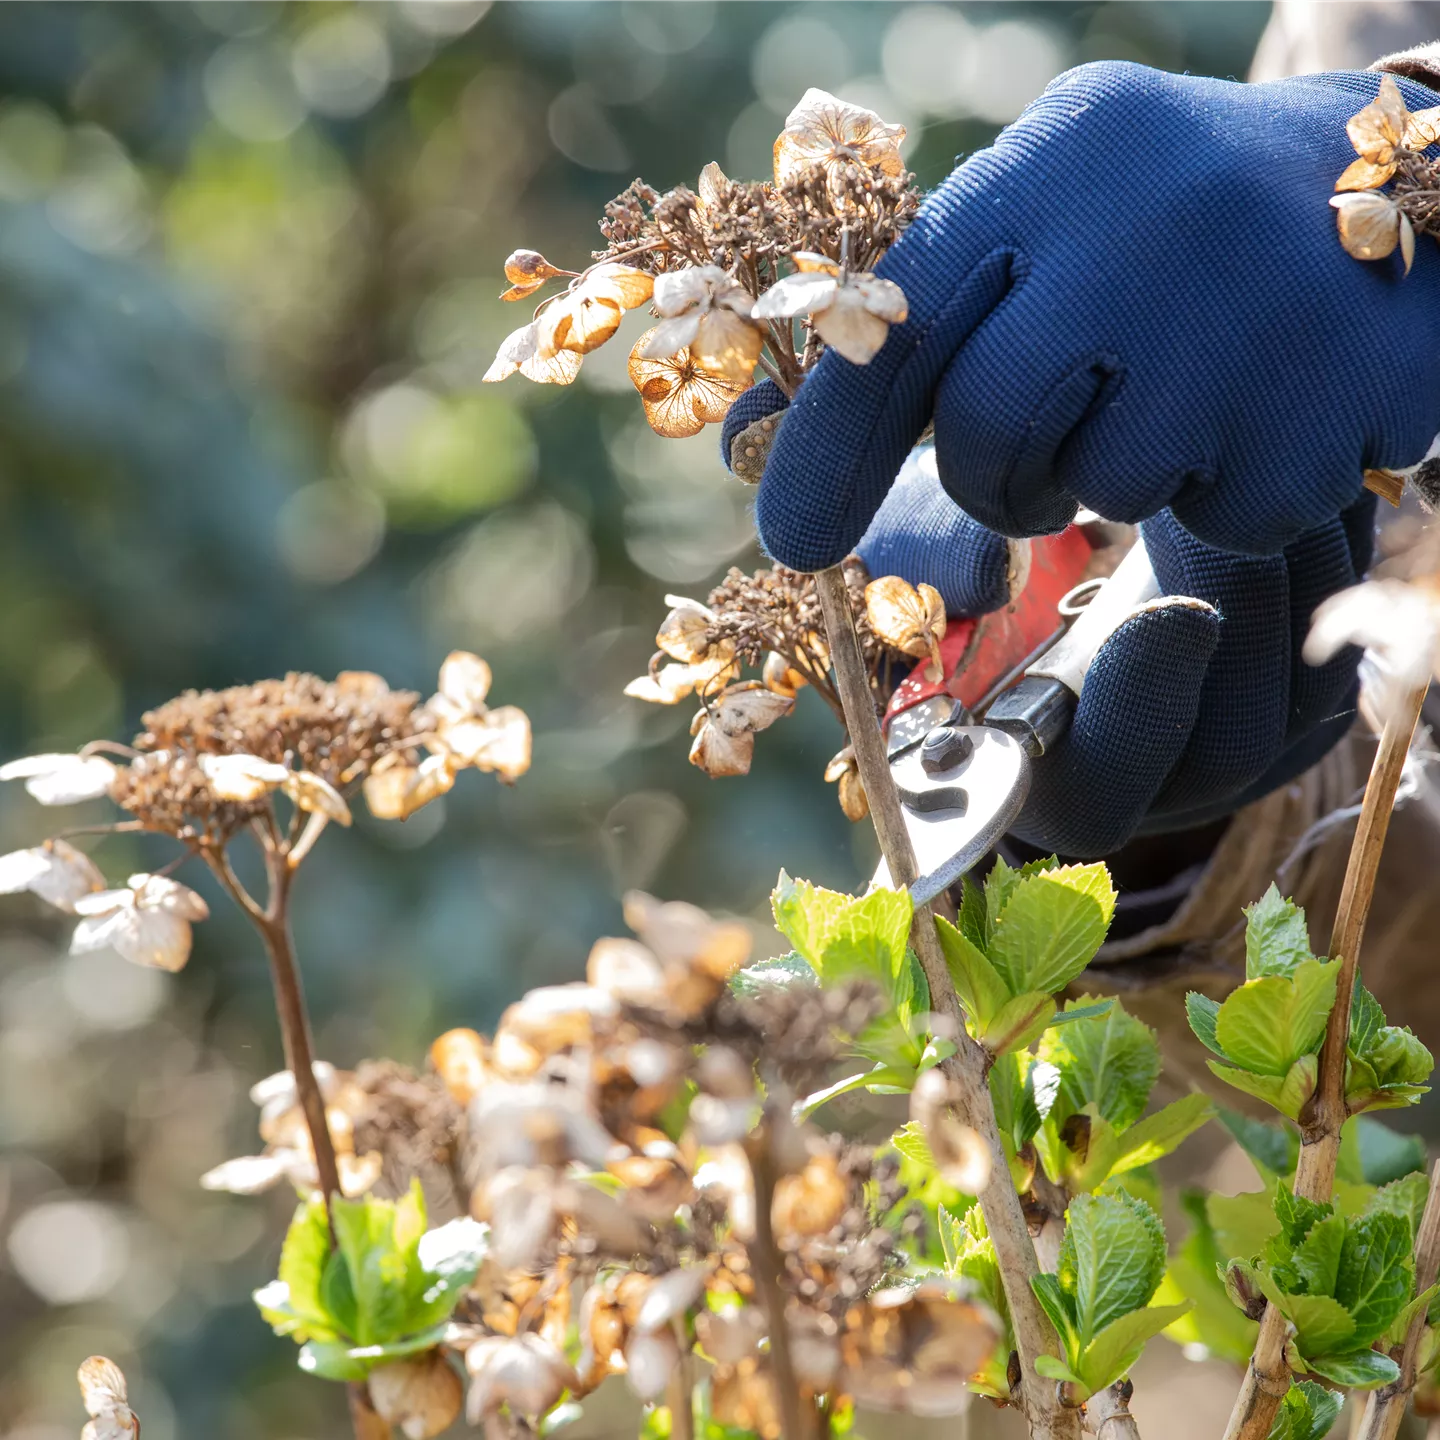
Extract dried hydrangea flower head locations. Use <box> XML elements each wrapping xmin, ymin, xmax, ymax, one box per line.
<box><xmin>627</xmin><ymin>558</ymin><xmax>911</xmax><ymax>812</ymax></box>
<box><xmin>485</xmin><ymin>89</ymin><xmax>918</xmax><ymax>431</ymax></box>
<box><xmin>1332</xmin><ymin>75</ymin><xmax>1440</xmax><ymax>273</ymax></box>
<box><xmin>77</xmin><ymin>1356</ymin><xmax>138</xmax><ymax>1440</ymax></box>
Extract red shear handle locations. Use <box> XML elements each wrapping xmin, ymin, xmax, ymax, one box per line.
<box><xmin>884</xmin><ymin>526</ymin><xmax>1094</xmax><ymax>723</ymax></box>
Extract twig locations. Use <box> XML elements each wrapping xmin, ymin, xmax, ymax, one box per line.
<box><xmin>347</xmin><ymin>1380</ymin><xmax>390</xmax><ymax>1440</ymax></box>
<box><xmin>666</xmin><ymin>1335</ymin><xmax>696</xmax><ymax>1440</ymax></box>
<box><xmin>746</xmin><ymin>1123</ymin><xmax>809</xmax><ymax>1440</ymax></box>
<box><xmin>1224</xmin><ymin>677</ymin><xmax>1429</xmax><ymax>1440</ymax></box>
<box><xmin>1356</xmin><ymin>1159</ymin><xmax>1440</xmax><ymax>1440</ymax></box>
<box><xmin>1086</xmin><ymin>1380</ymin><xmax>1140</xmax><ymax>1440</ymax></box>
<box><xmin>812</xmin><ymin>564</ymin><xmax>1079</xmax><ymax>1440</ymax></box>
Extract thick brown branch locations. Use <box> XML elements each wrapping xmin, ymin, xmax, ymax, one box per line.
<box><xmin>813</xmin><ymin>564</ymin><xmax>1078</xmax><ymax>1440</ymax></box>
<box><xmin>1224</xmin><ymin>678</ymin><xmax>1428</xmax><ymax>1440</ymax></box>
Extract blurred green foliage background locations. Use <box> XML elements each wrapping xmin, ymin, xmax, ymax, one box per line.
<box><xmin>0</xmin><ymin>5</ymin><xmax>1271</xmax><ymax>1437</ymax></box>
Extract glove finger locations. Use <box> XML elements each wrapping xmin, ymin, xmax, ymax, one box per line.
<box><xmin>1143</xmin><ymin>512</ymin><xmax>1291</xmax><ymax>814</ymax></box>
<box><xmin>1011</xmin><ymin>599</ymin><xmax>1220</xmax><ymax>858</ymax></box>
<box><xmin>755</xmin><ymin>242</ymin><xmax>1017</xmax><ymax>572</ymax></box>
<box><xmin>1283</xmin><ymin>494</ymin><xmax>1374</xmax><ymax>738</ymax></box>
<box><xmin>856</xmin><ymin>447</ymin><xmax>1018</xmax><ymax>616</ymax></box>
<box><xmin>929</xmin><ymin>281</ymin><xmax>1115</xmax><ymax>538</ymax></box>
<box><xmin>720</xmin><ymin>380</ymin><xmax>790</xmax><ymax>478</ymax></box>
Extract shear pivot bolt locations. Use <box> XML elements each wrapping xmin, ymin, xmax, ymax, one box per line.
<box><xmin>920</xmin><ymin>726</ymin><xmax>974</xmax><ymax>775</ymax></box>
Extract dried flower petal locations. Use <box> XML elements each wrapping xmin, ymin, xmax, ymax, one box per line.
<box><xmin>657</xmin><ymin>601</ymin><xmax>717</xmax><ymax>663</ymax></box>
<box><xmin>282</xmin><ymin>770</ymin><xmax>352</xmax><ymax>825</ymax></box>
<box><xmin>70</xmin><ymin>874</ymin><xmax>207</xmax><ymax>972</ymax></box>
<box><xmin>774</xmin><ymin>87</ymin><xmax>906</xmax><ymax>189</ymax></box>
<box><xmin>910</xmin><ymin>1070</ymin><xmax>993</xmax><ymax>1193</ymax></box>
<box><xmin>0</xmin><ymin>838</ymin><xmax>104</xmax><ymax>911</ymax></box>
<box><xmin>1334</xmin><ymin>155</ymin><xmax>1397</xmax><ymax>192</ymax></box>
<box><xmin>772</xmin><ymin>1152</ymin><xmax>847</xmax><ymax>1238</ymax></box>
<box><xmin>865</xmin><ymin>577</ymin><xmax>947</xmax><ymax>680</ymax></box>
<box><xmin>688</xmin><ymin>681</ymin><xmax>794</xmax><ymax>777</ymax></box>
<box><xmin>363</xmin><ymin>754</ymin><xmax>439</xmax><ymax>820</ymax></box>
<box><xmin>1405</xmin><ymin>104</ymin><xmax>1440</xmax><ymax>148</ymax></box>
<box><xmin>200</xmin><ymin>752</ymin><xmax>289</xmax><ymax>801</ymax></box>
<box><xmin>762</xmin><ymin>650</ymin><xmax>808</xmax><ymax>697</ymax></box>
<box><xmin>628</xmin><ymin>332</ymin><xmax>750</xmax><ymax>438</ymax></box>
<box><xmin>0</xmin><ymin>752</ymin><xmax>118</xmax><ymax>805</ymax></box>
<box><xmin>625</xmin><ymin>645</ymin><xmax>739</xmax><ymax>705</ymax></box>
<box><xmin>369</xmin><ymin>1353</ymin><xmax>464</xmax><ymax>1440</ymax></box>
<box><xmin>623</xmin><ymin>889</ymin><xmax>751</xmax><ymax>980</ymax></box>
<box><xmin>199</xmin><ymin>1152</ymin><xmax>291</xmax><ymax>1194</ymax></box>
<box><xmin>625</xmin><ymin>1326</ymin><xmax>681</xmax><ymax>1400</ymax></box>
<box><xmin>823</xmin><ymin>745</ymin><xmax>868</xmax><ymax>822</ymax></box>
<box><xmin>1348</xmin><ymin>74</ymin><xmax>1408</xmax><ymax>167</ymax></box>
<box><xmin>644</xmin><ymin>267</ymin><xmax>762</xmax><ymax>386</ymax></box>
<box><xmin>696</xmin><ymin>160</ymin><xmax>729</xmax><ymax>216</ymax></box>
<box><xmin>429</xmin><ymin>1027</ymin><xmax>489</xmax><ymax>1105</ymax></box>
<box><xmin>443</xmin><ymin>706</ymin><xmax>532</xmax><ymax>781</ymax></box>
<box><xmin>466</xmin><ymin>1333</ymin><xmax>576</xmax><ymax>1423</ymax></box>
<box><xmin>437</xmin><ymin>651</ymin><xmax>492</xmax><ymax>715</ymax></box>
<box><xmin>1331</xmin><ymin>190</ymin><xmax>1402</xmax><ymax>260</ymax></box>
<box><xmin>535</xmin><ymin>263</ymin><xmax>654</xmax><ymax>360</ymax></box>
<box><xmin>78</xmin><ymin>1357</ymin><xmax>138</xmax><ymax>1440</ymax></box>
<box><xmin>483</xmin><ymin>321</ymin><xmax>582</xmax><ymax>386</ymax></box>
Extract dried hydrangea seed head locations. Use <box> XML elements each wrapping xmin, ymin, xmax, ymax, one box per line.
<box><xmin>114</xmin><ymin>672</ymin><xmax>425</xmax><ymax>843</ymax></box>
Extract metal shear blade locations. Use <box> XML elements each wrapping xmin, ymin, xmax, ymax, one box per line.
<box><xmin>873</xmin><ymin>721</ymin><xmax>1031</xmax><ymax>905</ymax></box>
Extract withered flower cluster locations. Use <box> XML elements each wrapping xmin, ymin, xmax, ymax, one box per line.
<box><xmin>387</xmin><ymin>891</ymin><xmax>1002</xmax><ymax>1438</ymax></box>
<box><xmin>625</xmin><ymin>559</ymin><xmax>952</xmax><ymax>822</ymax></box>
<box><xmin>485</xmin><ymin>89</ymin><xmax>920</xmax><ymax>435</ymax></box>
<box><xmin>0</xmin><ymin>651</ymin><xmax>529</xmax><ymax>972</ymax></box>
<box><xmin>1332</xmin><ymin>74</ymin><xmax>1440</xmax><ymax>271</ymax></box>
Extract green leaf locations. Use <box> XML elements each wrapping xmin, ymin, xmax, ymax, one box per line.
<box><xmin>958</xmin><ymin>874</ymin><xmax>988</xmax><ymax>949</ymax></box>
<box><xmin>1302</xmin><ymin>1348</ymin><xmax>1400</xmax><ymax>1390</ymax></box>
<box><xmin>334</xmin><ymin>1190</ymin><xmax>415</xmax><ymax>1347</ymax></box>
<box><xmin>1034</xmin><ymin>1354</ymin><xmax>1083</xmax><ymax>1385</ymax></box>
<box><xmin>1047</xmin><ymin>1000</ymin><xmax>1115</xmax><ymax>1029</ymax></box>
<box><xmin>1215</xmin><ymin>961</ymin><xmax>1337</xmax><ymax>1077</ymax></box>
<box><xmin>1059</xmin><ymin>1192</ymin><xmax>1167</xmax><ymax>1344</ymax></box>
<box><xmin>935</xmin><ymin>916</ymin><xmax>1010</xmax><ymax>1027</ymax></box>
<box><xmin>729</xmin><ymin>951</ymin><xmax>816</xmax><ymax>996</ymax></box>
<box><xmin>981</xmin><ymin>991</ymin><xmax>1056</xmax><ymax>1056</ymax></box>
<box><xmin>1039</xmin><ymin>1001</ymin><xmax>1160</xmax><ymax>1133</ymax></box>
<box><xmin>1217</xmin><ymin>1109</ymin><xmax>1298</xmax><ymax>1179</ymax></box>
<box><xmin>1108</xmin><ymin>1095</ymin><xmax>1214</xmax><ymax>1177</ymax></box>
<box><xmin>1076</xmin><ymin>1303</ymin><xmax>1193</xmax><ymax>1396</ymax></box>
<box><xmin>1273</xmin><ymin>1189</ymin><xmax>1333</xmax><ymax>1248</ymax></box>
<box><xmin>1031</xmin><ymin>1272</ymin><xmax>1080</xmax><ymax>1363</ymax></box>
<box><xmin>984</xmin><ymin>856</ymin><xmax>1025</xmax><ymax>941</ymax></box>
<box><xmin>277</xmin><ymin>1193</ymin><xmax>333</xmax><ymax>1330</ymax></box>
<box><xmin>1244</xmin><ymin>886</ymin><xmax>1316</xmax><ymax>980</ymax></box>
<box><xmin>771</xmin><ymin>873</ymin><xmax>912</xmax><ymax>995</ymax></box>
<box><xmin>1206</xmin><ymin>1063</ymin><xmax>1290</xmax><ymax>1116</ymax></box>
<box><xmin>1365</xmin><ymin>1171</ymin><xmax>1431</xmax><ymax>1241</ymax></box>
<box><xmin>1336</xmin><ymin>1210</ymin><xmax>1413</xmax><ymax>1344</ymax></box>
<box><xmin>298</xmin><ymin>1340</ymin><xmax>371</xmax><ymax>1382</ymax></box>
<box><xmin>1273</xmin><ymin>1382</ymin><xmax>1343</xmax><ymax>1440</ymax></box>
<box><xmin>1386</xmin><ymin>1283</ymin><xmax>1440</xmax><ymax>1348</ymax></box>
<box><xmin>1352</xmin><ymin>1117</ymin><xmax>1427</xmax><ymax>1186</ymax></box>
<box><xmin>1369</xmin><ymin>1027</ymin><xmax>1435</xmax><ymax>1088</ymax></box>
<box><xmin>320</xmin><ymin>1250</ymin><xmax>359</xmax><ymax>1340</ymax></box>
<box><xmin>1349</xmin><ymin>982</ymin><xmax>1385</xmax><ymax>1058</ymax></box>
<box><xmin>1261</xmin><ymin>1287</ymin><xmax>1356</xmax><ymax>1357</ymax></box>
<box><xmin>890</xmin><ymin>1121</ymin><xmax>934</xmax><ymax>1168</ymax></box>
<box><xmin>987</xmin><ymin>863</ymin><xmax>1116</xmax><ymax>997</ymax></box>
<box><xmin>938</xmin><ymin>1204</ymin><xmax>965</xmax><ymax>1273</ymax></box>
<box><xmin>1186</xmin><ymin>993</ymin><xmax>1225</xmax><ymax>1059</ymax></box>
<box><xmin>1287</xmin><ymin>1215</ymin><xmax>1346</xmax><ymax>1298</ymax></box>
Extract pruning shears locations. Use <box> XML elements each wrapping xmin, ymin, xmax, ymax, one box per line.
<box><xmin>875</xmin><ymin>529</ymin><xmax>1160</xmax><ymax>903</ymax></box>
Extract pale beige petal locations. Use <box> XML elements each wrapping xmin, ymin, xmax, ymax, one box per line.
<box><xmin>587</xmin><ymin>935</ymin><xmax>667</xmax><ymax>1005</ymax></box>
<box><xmin>1331</xmin><ymin>191</ymin><xmax>1401</xmax><ymax>260</ymax></box>
<box><xmin>338</xmin><ymin>1150</ymin><xmax>384</xmax><ymax>1197</ymax></box>
<box><xmin>790</xmin><ymin>250</ymin><xmax>842</xmax><ymax>276</ymax></box>
<box><xmin>0</xmin><ymin>839</ymin><xmax>104</xmax><ymax>911</ymax></box>
<box><xmin>652</xmin><ymin>265</ymin><xmax>724</xmax><ymax>317</ymax></box>
<box><xmin>199</xmin><ymin>1153</ymin><xmax>289</xmax><ymax>1194</ymax></box>
<box><xmin>503</xmin><ymin>248</ymin><xmax>565</xmax><ymax>288</ymax></box>
<box><xmin>697</xmin><ymin>160</ymin><xmax>728</xmax><ymax>214</ymax></box>
<box><xmin>814</xmin><ymin>289</ymin><xmax>892</xmax><ymax>364</ymax></box>
<box><xmin>762</xmin><ymin>651</ymin><xmax>807</xmax><ymax>696</ymax></box>
<box><xmin>853</xmin><ymin>273</ymin><xmax>909</xmax><ymax>323</ymax></box>
<box><xmin>484</xmin><ymin>322</ymin><xmax>541</xmax><ymax>383</ymax></box>
<box><xmin>405</xmin><ymin>753</ymin><xmax>457</xmax><ymax>812</ymax></box>
<box><xmin>133</xmin><ymin>874</ymin><xmax>211</xmax><ymax>921</ymax></box>
<box><xmin>837</xmin><ymin>765</ymin><xmax>868</xmax><ymax>821</ymax></box>
<box><xmin>752</xmin><ymin>271</ymin><xmax>838</xmax><ymax>321</ymax></box>
<box><xmin>282</xmin><ymin>770</ymin><xmax>353</xmax><ymax>826</ymax></box>
<box><xmin>656</xmin><ymin>602</ymin><xmax>714</xmax><ymax>663</ymax></box>
<box><xmin>0</xmin><ymin>752</ymin><xmax>118</xmax><ymax>805</ymax></box>
<box><xmin>773</xmin><ymin>87</ymin><xmax>906</xmax><ymax>187</ymax></box>
<box><xmin>464</xmin><ymin>706</ymin><xmax>532</xmax><ymax>782</ymax></box>
<box><xmin>364</xmin><ymin>759</ymin><xmax>421</xmax><ymax>820</ymax></box>
<box><xmin>692</xmin><ymin>310</ymin><xmax>763</xmax><ymax>386</ymax></box>
<box><xmin>708</xmin><ymin>680</ymin><xmax>794</xmax><ymax>737</ymax></box>
<box><xmin>1401</xmin><ymin>211</ymin><xmax>1416</xmax><ymax>274</ymax></box>
<box><xmin>685</xmin><ymin>364</ymin><xmax>750</xmax><ymax>424</ymax></box>
<box><xmin>624</xmin><ymin>661</ymin><xmax>700</xmax><ymax>704</ymax></box>
<box><xmin>200</xmin><ymin>752</ymin><xmax>288</xmax><ymax>802</ymax></box>
<box><xmin>439</xmin><ymin>650</ymin><xmax>493</xmax><ymax>712</ymax></box>
<box><xmin>78</xmin><ymin>1357</ymin><xmax>129</xmax><ymax>1416</ymax></box>
<box><xmin>536</xmin><ymin>292</ymin><xmax>623</xmax><ymax>359</ymax></box>
<box><xmin>587</xmin><ymin>262</ymin><xmax>655</xmax><ymax>311</ymax></box>
<box><xmin>1404</xmin><ymin>104</ymin><xmax>1440</xmax><ymax>148</ymax></box>
<box><xmin>1334</xmin><ymin>155</ymin><xmax>1397</xmax><ymax>192</ymax></box>
<box><xmin>1347</xmin><ymin>74</ymin><xmax>1407</xmax><ymax>164</ymax></box>
<box><xmin>639</xmin><ymin>312</ymin><xmax>702</xmax><ymax>359</ymax></box>
<box><xmin>688</xmin><ymin>717</ymin><xmax>755</xmax><ymax>777</ymax></box>
<box><xmin>119</xmin><ymin>906</ymin><xmax>193</xmax><ymax>972</ymax></box>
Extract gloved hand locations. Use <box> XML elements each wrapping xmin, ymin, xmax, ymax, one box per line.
<box><xmin>723</xmin><ymin>394</ymin><xmax>1375</xmax><ymax>857</ymax></box>
<box><xmin>749</xmin><ymin>60</ymin><xmax>1440</xmax><ymax>570</ymax></box>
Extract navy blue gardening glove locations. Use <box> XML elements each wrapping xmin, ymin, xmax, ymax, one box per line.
<box><xmin>724</xmin><ymin>396</ymin><xmax>1375</xmax><ymax>857</ymax></box>
<box><xmin>750</xmin><ymin>61</ymin><xmax>1440</xmax><ymax>568</ymax></box>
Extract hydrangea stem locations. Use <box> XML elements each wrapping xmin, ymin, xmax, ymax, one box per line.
<box><xmin>1223</xmin><ymin>677</ymin><xmax>1429</xmax><ymax>1440</ymax></box>
<box><xmin>813</xmin><ymin>564</ymin><xmax>1079</xmax><ymax>1440</ymax></box>
<box><xmin>1355</xmin><ymin>1160</ymin><xmax>1440</xmax><ymax>1440</ymax></box>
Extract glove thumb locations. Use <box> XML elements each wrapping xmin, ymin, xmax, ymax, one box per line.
<box><xmin>720</xmin><ymin>380</ymin><xmax>790</xmax><ymax>482</ymax></box>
